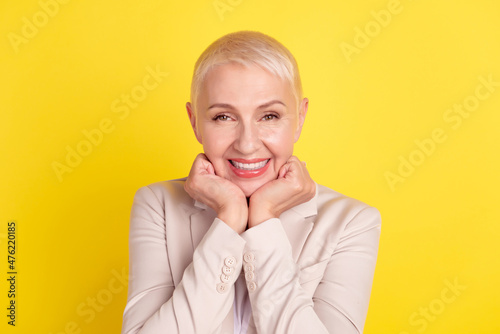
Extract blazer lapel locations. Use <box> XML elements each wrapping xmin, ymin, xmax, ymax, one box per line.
<box><xmin>279</xmin><ymin>183</ymin><xmax>318</xmax><ymax>263</ymax></box>
<box><xmin>190</xmin><ymin>200</ymin><xmax>217</xmax><ymax>250</ymax></box>
<box><xmin>163</xmin><ymin>181</ymin><xmax>202</xmax><ymax>287</ymax></box>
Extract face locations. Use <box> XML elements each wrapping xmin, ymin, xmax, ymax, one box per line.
<box><xmin>187</xmin><ymin>62</ymin><xmax>308</xmax><ymax>197</ymax></box>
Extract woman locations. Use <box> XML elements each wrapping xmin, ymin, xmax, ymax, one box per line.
<box><xmin>121</xmin><ymin>31</ymin><xmax>381</xmax><ymax>334</ymax></box>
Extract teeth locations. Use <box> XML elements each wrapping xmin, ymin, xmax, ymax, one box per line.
<box><xmin>231</xmin><ymin>159</ymin><xmax>269</xmax><ymax>170</ymax></box>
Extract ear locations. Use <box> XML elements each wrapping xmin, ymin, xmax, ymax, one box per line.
<box><xmin>294</xmin><ymin>97</ymin><xmax>309</xmax><ymax>142</ymax></box>
<box><xmin>186</xmin><ymin>102</ymin><xmax>202</xmax><ymax>144</ymax></box>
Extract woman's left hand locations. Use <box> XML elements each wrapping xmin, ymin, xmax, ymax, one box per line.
<box><xmin>248</xmin><ymin>156</ymin><xmax>315</xmax><ymax>228</ymax></box>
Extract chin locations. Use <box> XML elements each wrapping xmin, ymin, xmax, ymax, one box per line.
<box><xmin>241</xmin><ymin>187</ymin><xmax>257</xmax><ymax>198</ymax></box>
<box><xmin>234</xmin><ymin>179</ymin><xmax>268</xmax><ymax>198</ymax></box>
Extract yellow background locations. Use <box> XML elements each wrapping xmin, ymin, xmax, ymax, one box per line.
<box><xmin>1</xmin><ymin>0</ymin><xmax>499</xmax><ymax>333</ymax></box>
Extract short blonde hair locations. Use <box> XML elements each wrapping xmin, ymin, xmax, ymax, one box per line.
<box><xmin>190</xmin><ymin>30</ymin><xmax>303</xmax><ymax>113</ymax></box>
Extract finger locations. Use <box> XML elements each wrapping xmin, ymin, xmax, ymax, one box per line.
<box><xmin>286</xmin><ymin>156</ymin><xmax>306</xmax><ymax>171</ymax></box>
<box><xmin>194</xmin><ymin>154</ymin><xmax>215</xmax><ymax>175</ymax></box>
<box><xmin>278</xmin><ymin>161</ymin><xmax>292</xmax><ymax>178</ymax></box>
<box><xmin>286</xmin><ymin>157</ymin><xmax>302</xmax><ymax>172</ymax></box>
<box><xmin>284</xmin><ymin>159</ymin><xmax>312</xmax><ymax>184</ymax></box>
<box><xmin>191</xmin><ymin>153</ymin><xmax>205</xmax><ymax>170</ymax></box>
<box><xmin>287</xmin><ymin>156</ymin><xmax>306</xmax><ymax>168</ymax></box>
<box><xmin>198</xmin><ymin>161</ymin><xmax>214</xmax><ymax>175</ymax></box>
<box><xmin>279</xmin><ymin>156</ymin><xmax>304</xmax><ymax>178</ymax></box>
<box><xmin>200</xmin><ymin>153</ymin><xmax>216</xmax><ymax>175</ymax></box>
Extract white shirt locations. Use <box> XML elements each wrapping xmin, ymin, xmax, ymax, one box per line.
<box><xmin>233</xmin><ymin>272</ymin><xmax>252</xmax><ymax>333</ymax></box>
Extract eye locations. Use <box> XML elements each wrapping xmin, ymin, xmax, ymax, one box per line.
<box><xmin>213</xmin><ymin>114</ymin><xmax>231</xmax><ymax>121</ymax></box>
<box><xmin>262</xmin><ymin>113</ymin><xmax>279</xmax><ymax>121</ymax></box>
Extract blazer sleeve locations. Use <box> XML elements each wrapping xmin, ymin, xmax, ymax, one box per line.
<box><xmin>121</xmin><ymin>186</ymin><xmax>246</xmax><ymax>334</ymax></box>
<box><xmin>240</xmin><ymin>206</ymin><xmax>381</xmax><ymax>334</ymax></box>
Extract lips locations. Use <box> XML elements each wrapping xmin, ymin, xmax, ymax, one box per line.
<box><xmin>228</xmin><ymin>159</ymin><xmax>270</xmax><ymax>178</ymax></box>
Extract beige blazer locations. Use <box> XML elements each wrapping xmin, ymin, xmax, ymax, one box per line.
<box><xmin>121</xmin><ymin>178</ymin><xmax>381</xmax><ymax>334</ymax></box>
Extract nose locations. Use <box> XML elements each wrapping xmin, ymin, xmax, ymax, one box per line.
<box><xmin>233</xmin><ymin>120</ymin><xmax>261</xmax><ymax>155</ymax></box>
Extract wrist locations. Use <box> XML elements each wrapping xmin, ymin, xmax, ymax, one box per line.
<box><xmin>248</xmin><ymin>198</ymin><xmax>279</xmax><ymax>228</ymax></box>
<box><xmin>218</xmin><ymin>204</ymin><xmax>248</xmax><ymax>234</ymax></box>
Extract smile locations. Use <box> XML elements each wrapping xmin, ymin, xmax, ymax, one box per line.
<box><xmin>230</xmin><ymin>159</ymin><xmax>269</xmax><ymax>170</ymax></box>
<box><xmin>228</xmin><ymin>159</ymin><xmax>271</xmax><ymax>178</ymax></box>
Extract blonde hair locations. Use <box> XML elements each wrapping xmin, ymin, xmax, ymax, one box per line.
<box><xmin>190</xmin><ymin>30</ymin><xmax>303</xmax><ymax>113</ymax></box>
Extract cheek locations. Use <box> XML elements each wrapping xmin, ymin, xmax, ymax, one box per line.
<box><xmin>202</xmin><ymin>127</ymin><xmax>224</xmax><ymax>153</ymax></box>
<box><xmin>262</xmin><ymin>126</ymin><xmax>296</xmax><ymax>158</ymax></box>
<box><xmin>201</xmin><ymin>128</ymin><xmax>232</xmax><ymax>168</ymax></box>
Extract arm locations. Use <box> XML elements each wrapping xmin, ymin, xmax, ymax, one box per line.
<box><xmin>121</xmin><ymin>186</ymin><xmax>246</xmax><ymax>334</ymax></box>
<box><xmin>312</xmin><ymin>206</ymin><xmax>381</xmax><ymax>332</ymax></box>
<box><xmin>246</xmin><ymin>156</ymin><xmax>381</xmax><ymax>333</ymax></box>
<box><xmin>241</xmin><ymin>207</ymin><xmax>381</xmax><ymax>334</ymax></box>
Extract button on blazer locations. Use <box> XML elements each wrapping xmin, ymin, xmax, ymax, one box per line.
<box><xmin>121</xmin><ymin>178</ymin><xmax>381</xmax><ymax>334</ymax></box>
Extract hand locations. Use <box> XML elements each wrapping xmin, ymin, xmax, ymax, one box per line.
<box><xmin>184</xmin><ymin>153</ymin><xmax>248</xmax><ymax>234</ymax></box>
<box><xmin>248</xmin><ymin>156</ymin><xmax>315</xmax><ymax>228</ymax></box>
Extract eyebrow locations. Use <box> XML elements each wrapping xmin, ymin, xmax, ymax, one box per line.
<box><xmin>207</xmin><ymin>100</ymin><xmax>286</xmax><ymax>110</ymax></box>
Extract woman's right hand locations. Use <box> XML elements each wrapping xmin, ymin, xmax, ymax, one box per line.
<box><xmin>184</xmin><ymin>153</ymin><xmax>248</xmax><ymax>234</ymax></box>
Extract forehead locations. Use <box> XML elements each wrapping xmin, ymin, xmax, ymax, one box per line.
<box><xmin>199</xmin><ymin>62</ymin><xmax>294</xmax><ymax>106</ymax></box>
